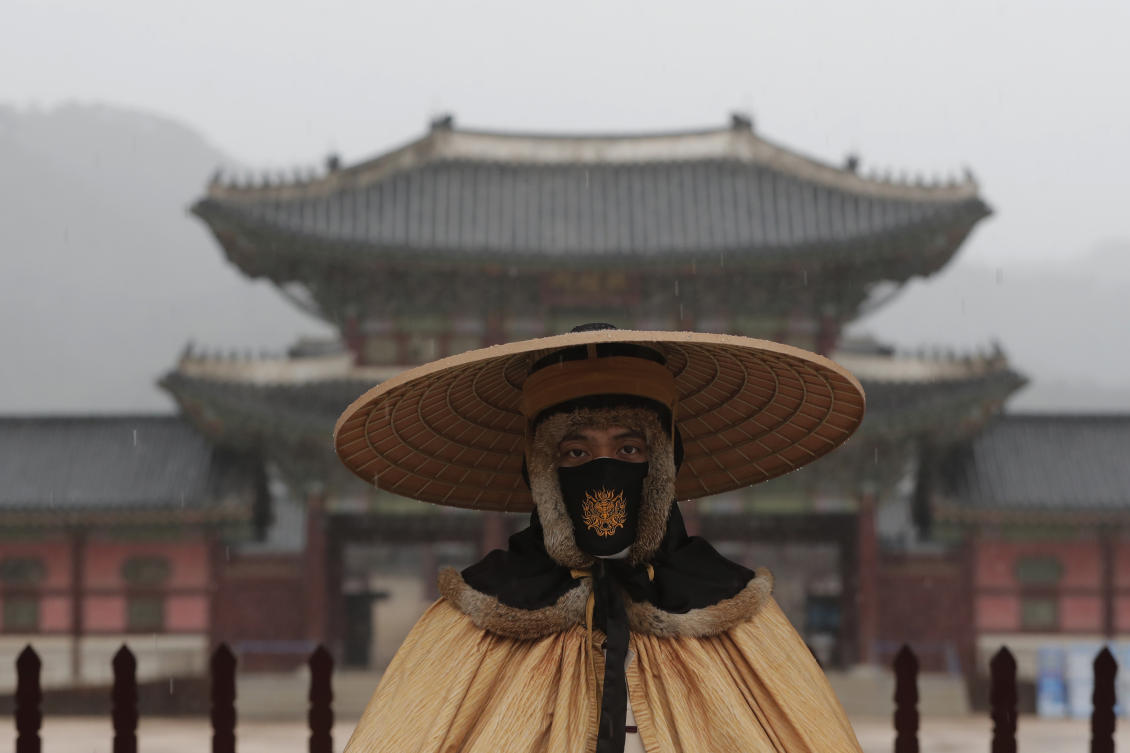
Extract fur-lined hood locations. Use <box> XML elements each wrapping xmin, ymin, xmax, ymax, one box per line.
<box><xmin>437</xmin><ymin>403</ymin><xmax>773</xmax><ymax>640</ymax></box>
<box><xmin>525</xmin><ymin>405</ymin><xmax>676</xmax><ymax>569</ymax></box>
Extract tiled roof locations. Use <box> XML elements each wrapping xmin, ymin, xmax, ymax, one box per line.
<box><xmin>194</xmin><ymin>121</ymin><xmax>988</xmax><ymax>262</ymax></box>
<box><xmin>0</xmin><ymin>414</ymin><xmax>258</xmax><ymax>521</ymax></box>
<box><xmin>940</xmin><ymin>414</ymin><xmax>1130</xmax><ymax>514</ymax></box>
<box><xmin>160</xmin><ymin>348</ymin><xmax>1025</xmax><ymax>457</ymax></box>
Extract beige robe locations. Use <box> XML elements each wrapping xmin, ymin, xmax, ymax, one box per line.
<box><xmin>345</xmin><ymin>594</ymin><xmax>863</xmax><ymax>753</ymax></box>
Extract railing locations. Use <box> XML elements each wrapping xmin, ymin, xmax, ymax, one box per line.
<box><xmin>13</xmin><ymin>643</ymin><xmax>334</xmax><ymax>753</ymax></box>
<box><xmin>10</xmin><ymin>641</ymin><xmax>1121</xmax><ymax>752</ymax></box>
<box><xmin>892</xmin><ymin>644</ymin><xmax>1118</xmax><ymax>753</ymax></box>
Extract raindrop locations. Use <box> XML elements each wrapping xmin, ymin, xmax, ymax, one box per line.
<box><xmin>719</xmin><ymin>252</ymin><xmax>725</xmax><ymax>268</ymax></box>
<box><xmin>674</xmin><ymin>280</ymin><xmax>680</xmax><ymax>296</ymax></box>
<box><xmin>132</xmin><ymin>429</ymin><xmax>138</xmax><ymax>447</ymax></box>
<box><xmin>960</xmin><ymin>297</ymin><xmax>966</xmax><ymax>315</ymax></box>
<box><xmin>225</xmin><ymin>546</ymin><xmax>230</xmax><ymax>562</ymax></box>
<box><xmin>169</xmin><ymin>678</ymin><xmax>175</xmax><ymax>695</ymax></box>
<box><xmin>802</xmin><ymin>270</ymin><xmax>808</xmax><ymax>287</ymax></box>
<box><xmin>995</xmin><ymin>267</ymin><xmax>1004</xmax><ymax>285</ymax></box>
<box><xmin>873</xmin><ymin>448</ymin><xmax>879</xmax><ymax>465</ymax></box>
<box><xmin>691</xmin><ymin>259</ymin><xmax>696</xmax><ymax>275</ymax></box>
<box><xmin>679</xmin><ymin>303</ymin><xmax>684</xmax><ymax>320</ymax></box>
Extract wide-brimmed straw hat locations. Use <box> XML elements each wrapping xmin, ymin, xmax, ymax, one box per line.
<box><xmin>333</xmin><ymin>329</ymin><xmax>865</xmax><ymax>512</ymax></box>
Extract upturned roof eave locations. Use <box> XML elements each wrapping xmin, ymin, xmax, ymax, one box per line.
<box><xmin>191</xmin><ymin>196</ymin><xmax>988</xmax><ymax>272</ymax></box>
<box><xmin>161</xmin><ymin>353</ymin><xmax>1027</xmax><ymax>459</ymax></box>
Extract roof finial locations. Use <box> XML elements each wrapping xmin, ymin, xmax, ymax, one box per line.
<box><xmin>326</xmin><ymin>153</ymin><xmax>341</xmax><ymax>173</ymax></box>
<box><xmin>729</xmin><ymin>111</ymin><xmax>754</xmax><ymax>131</ymax></box>
<box><xmin>844</xmin><ymin>154</ymin><xmax>860</xmax><ymax>173</ymax></box>
<box><xmin>430</xmin><ymin>113</ymin><xmax>455</xmax><ymax>131</ymax></box>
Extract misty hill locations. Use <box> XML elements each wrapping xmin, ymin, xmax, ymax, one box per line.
<box><xmin>849</xmin><ymin>243</ymin><xmax>1130</xmax><ymax>412</ymax></box>
<box><xmin>0</xmin><ymin>103</ymin><xmax>333</xmax><ymax>413</ymax></box>
<box><xmin>1</xmin><ymin>103</ymin><xmax>1126</xmax><ymax>414</ymax></box>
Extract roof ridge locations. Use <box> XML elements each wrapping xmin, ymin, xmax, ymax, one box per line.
<box><xmin>203</xmin><ymin>117</ymin><xmax>981</xmax><ymax>205</ymax></box>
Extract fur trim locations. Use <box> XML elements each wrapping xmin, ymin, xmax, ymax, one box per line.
<box><xmin>624</xmin><ymin>567</ymin><xmax>775</xmax><ymax>638</ymax></box>
<box><xmin>437</xmin><ymin>567</ymin><xmax>591</xmax><ymax>640</ymax></box>
<box><xmin>438</xmin><ymin>566</ymin><xmax>774</xmax><ymax>641</ymax></box>
<box><xmin>526</xmin><ymin>406</ymin><xmax>676</xmax><ymax>568</ymax></box>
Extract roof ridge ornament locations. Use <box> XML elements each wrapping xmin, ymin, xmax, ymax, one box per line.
<box><xmin>430</xmin><ymin>113</ymin><xmax>455</xmax><ymax>131</ymax></box>
<box><xmin>729</xmin><ymin>111</ymin><xmax>754</xmax><ymax>132</ymax></box>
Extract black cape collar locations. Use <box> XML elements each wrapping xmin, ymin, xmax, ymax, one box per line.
<box><xmin>460</xmin><ymin>503</ymin><xmax>756</xmax><ymax>621</ymax></box>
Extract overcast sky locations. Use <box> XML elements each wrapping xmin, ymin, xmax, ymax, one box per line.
<box><xmin>5</xmin><ymin>0</ymin><xmax>1129</xmax><ymax>267</ymax></box>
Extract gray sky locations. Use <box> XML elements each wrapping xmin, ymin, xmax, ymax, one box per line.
<box><xmin>2</xmin><ymin>0</ymin><xmax>1128</xmax><ymax>414</ymax></box>
<box><xmin>5</xmin><ymin>0</ymin><xmax>1129</xmax><ymax>265</ymax></box>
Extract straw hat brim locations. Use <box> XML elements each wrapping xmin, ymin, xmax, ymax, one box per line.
<box><xmin>333</xmin><ymin>330</ymin><xmax>865</xmax><ymax>512</ymax></box>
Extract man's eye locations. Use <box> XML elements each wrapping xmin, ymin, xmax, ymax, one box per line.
<box><xmin>621</xmin><ymin>446</ymin><xmax>639</xmax><ymax>455</ymax></box>
<box><xmin>566</xmin><ymin>448</ymin><xmax>587</xmax><ymax>458</ymax></box>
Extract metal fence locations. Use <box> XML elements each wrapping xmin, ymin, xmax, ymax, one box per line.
<box><xmin>13</xmin><ymin>644</ymin><xmax>333</xmax><ymax>753</ymax></box>
<box><xmin>10</xmin><ymin>642</ymin><xmax>1121</xmax><ymax>752</ymax></box>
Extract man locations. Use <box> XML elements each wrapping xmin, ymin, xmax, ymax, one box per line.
<box><xmin>334</xmin><ymin>326</ymin><xmax>866</xmax><ymax>753</ymax></box>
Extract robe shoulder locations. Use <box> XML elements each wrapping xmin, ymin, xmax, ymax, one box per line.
<box><xmin>344</xmin><ymin>599</ymin><xmax>598</xmax><ymax>753</ymax></box>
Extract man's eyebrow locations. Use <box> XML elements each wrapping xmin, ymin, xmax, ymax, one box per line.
<box><xmin>613</xmin><ymin>430</ymin><xmax>646</xmax><ymax>440</ymax></box>
<box><xmin>560</xmin><ymin>431</ymin><xmax>586</xmax><ymax>442</ymax></box>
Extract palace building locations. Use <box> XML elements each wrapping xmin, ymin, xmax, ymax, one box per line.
<box><xmin>4</xmin><ymin>115</ymin><xmax>1053</xmax><ymax>699</ymax></box>
<box><xmin>160</xmin><ymin>114</ymin><xmax>1024</xmax><ymax>675</ymax></box>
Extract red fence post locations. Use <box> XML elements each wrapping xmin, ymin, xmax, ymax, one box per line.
<box><xmin>893</xmin><ymin>644</ymin><xmax>919</xmax><ymax>753</ymax></box>
<box><xmin>989</xmin><ymin>647</ymin><xmax>1017</xmax><ymax>753</ymax></box>
<box><xmin>1091</xmin><ymin>647</ymin><xmax>1117</xmax><ymax>753</ymax></box>
<box><xmin>111</xmin><ymin>645</ymin><xmax>138</xmax><ymax>753</ymax></box>
<box><xmin>15</xmin><ymin>645</ymin><xmax>41</xmax><ymax>753</ymax></box>
<box><xmin>308</xmin><ymin>645</ymin><xmax>334</xmax><ymax>753</ymax></box>
<box><xmin>211</xmin><ymin>644</ymin><xmax>237</xmax><ymax>753</ymax></box>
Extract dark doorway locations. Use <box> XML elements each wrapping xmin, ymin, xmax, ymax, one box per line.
<box><xmin>343</xmin><ymin>592</ymin><xmax>385</xmax><ymax>668</ymax></box>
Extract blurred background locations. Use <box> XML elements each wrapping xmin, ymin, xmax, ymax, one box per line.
<box><xmin>1</xmin><ymin>0</ymin><xmax>1128</xmax><ymax>740</ymax></box>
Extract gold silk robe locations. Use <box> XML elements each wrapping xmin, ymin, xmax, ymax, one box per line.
<box><xmin>345</xmin><ymin>595</ymin><xmax>863</xmax><ymax>753</ymax></box>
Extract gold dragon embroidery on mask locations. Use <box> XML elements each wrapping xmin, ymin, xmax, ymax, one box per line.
<box><xmin>582</xmin><ymin>488</ymin><xmax>627</xmax><ymax>536</ymax></box>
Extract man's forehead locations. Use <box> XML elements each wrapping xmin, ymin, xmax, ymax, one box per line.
<box><xmin>560</xmin><ymin>425</ymin><xmax>647</xmax><ymax>442</ymax></box>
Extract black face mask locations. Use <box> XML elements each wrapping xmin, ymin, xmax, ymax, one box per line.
<box><xmin>557</xmin><ymin>458</ymin><xmax>649</xmax><ymax>557</ymax></box>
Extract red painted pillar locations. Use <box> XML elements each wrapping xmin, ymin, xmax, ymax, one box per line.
<box><xmin>856</xmin><ymin>489</ymin><xmax>879</xmax><ymax>665</ymax></box>
<box><xmin>325</xmin><ymin>523</ymin><xmax>345</xmax><ymax>658</ymax></box>
<box><xmin>816</xmin><ymin>313</ymin><xmax>840</xmax><ymax>356</ymax></box>
<box><xmin>69</xmin><ymin>529</ymin><xmax>86</xmax><ymax>683</ymax></box>
<box><xmin>206</xmin><ymin>529</ymin><xmax>223</xmax><ymax>652</ymax></box>
<box><xmin>484</xmin><ymin>311</ymin><xmax>505</xmax><ymax>347</ymax></box>
<box><xmin>1101</xmin><ymin>529</ymin><xmax>1115</xmax><ymax>639</ymax></box>
<box><xmin>305</xmin><ymin>490</ymin><xmax>328</xmax><ymax>645</ymax></box>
